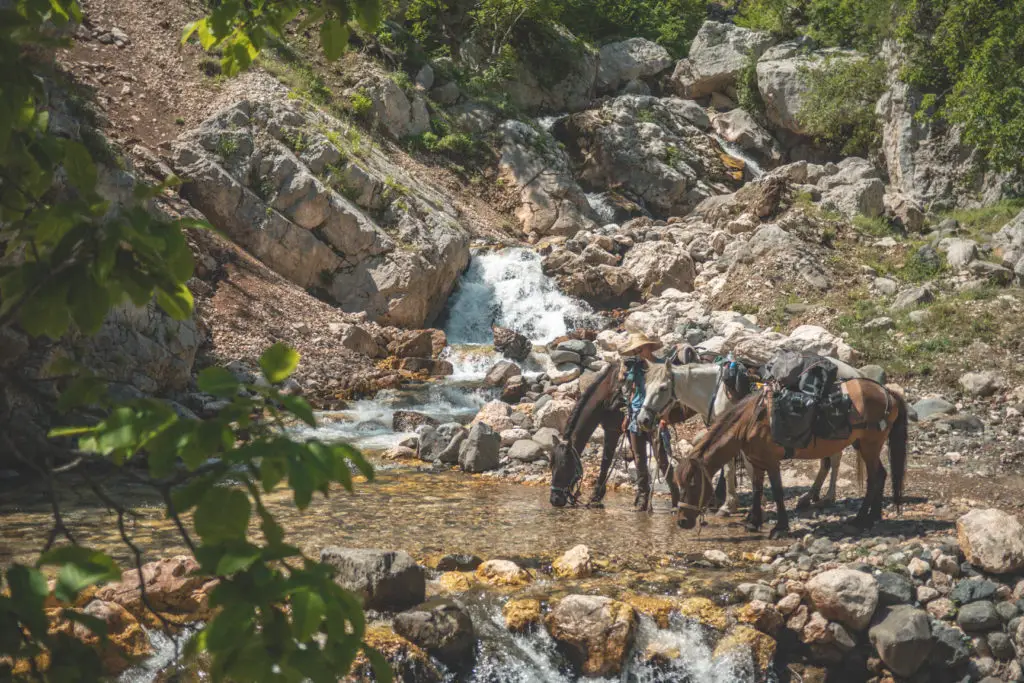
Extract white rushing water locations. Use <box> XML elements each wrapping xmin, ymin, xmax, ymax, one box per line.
<box><xmin>586</xmin><ymin>191</ymin><xmax>619</xmax><ymax>225</ymax></box>
<box><xmin>713</xmin><ymin>134</ymin><xmax>764</xmax><ymax>179</ymax></box>
<box><xmin>442</xmin><ymin>248</ymin><xmax>601</xmax><ymax>345</ymax></box>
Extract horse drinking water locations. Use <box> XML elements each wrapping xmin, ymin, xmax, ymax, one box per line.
<box><xmin>671</xmin><ymin>379</ymin><xmax>908</xmax><ymax>537</ymax></box>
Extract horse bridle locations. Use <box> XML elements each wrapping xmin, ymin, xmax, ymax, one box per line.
<box><xmin>678</xmin><ymin>455</ymin><xmax>716</xmax><ymax>516</ymax></box>
<box><xmin>551</xmin><ymin>442</ymin><xmax>585</xmax><ymax>506</ymax></box>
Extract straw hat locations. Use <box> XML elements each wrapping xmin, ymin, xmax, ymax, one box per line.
<box><xmin>620</xmin><ymin>332</ymin><xmax>663</xmax><ymax>356</ymax></box>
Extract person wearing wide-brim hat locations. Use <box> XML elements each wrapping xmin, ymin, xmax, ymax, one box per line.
<box><xmin>615</xmin><ymin>332</ymin><xmax>674</xmax><ymax>512</ymax></box>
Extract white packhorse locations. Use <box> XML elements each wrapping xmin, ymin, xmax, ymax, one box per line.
<box><xmin>640</xmin><ymin>356</ymin><xmax>862</xmax><ymax>515</ymax></box>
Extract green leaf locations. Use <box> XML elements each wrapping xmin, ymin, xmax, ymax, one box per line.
<box><xmin>20</xmin><ymin>280</ymin><xmax>71</xmax><ymax>339</ymax></box>
<box><xmin>179</xmin><ymin>420</ymin><xmax>227</xmax><ymax>470</ymax></box>
<box><xmin>259</xmin><ymin>343</ymin><xmax>300</xmax><ymax>383</ymax></box>
<box><xmin>57</xmin><ymin>376</ymin><xmax>107</xmax><ymax>412</ymax></box>
<box><xmin>320</xmin><ymin>18</ymin><xmax>349</xmax><ymax>61</ymax></box>
<box><xmin>260</xmin><ymin>455</ymin><xmax>287</xmax><ymax>493</ymax></box>
<box><xmin>68</xmin><ymin>275</ymin><xmax>111</xmax><ymax>335</ymax></box>
<box><xmin>258</xmin><ymin>506</ymin><xmax>285</xmax><ymax>547</ymax></box>
<box><xmin>156</xmin><ymin>283</ymin><xmax>194</xmax><ymax>320</ymax></box>
<box><xmin>280</xmin><ymin>395</ymin><xmax>315</xmax><ymax>426</ymax></box>
<box><xmin>194</xmin><ymin>488</ymin><xmax>250</xmax><ymax>542</ymax></box>
<box><xmin>170</xmin><ymin>471</ymin><xmax>220</xmax><ymax>513</ymax></box>
<box><xmin>290</xmin><ymin>589</ymin><xmax>325</xmax><ymax>642</ymax></box>
<box><xmin>6</xmin><ymin>565</ymin><xmax>49</xmax><ymax>636</ymax></box>
<box><xmin>163</xmin><ymin>227</ymin><xmax>195</xmax><ymax>283</ymax></box>
<box><xmin>213</xmin><ymin>541</ymin><xmax>261</xmax><ymax>575</ymax></box>
<box><xmin>40</xmin><ymin>547</ymin><xmax>121</xmax><ymax>603</ymax></box>
<box><xmin>353</xmin><ymin>0</ymin><xmax>382</xmax><ymax>33</ymax></box>
<box><xmin>364</xmin><ymin>645</ymin><xmax>395</xmax><ymax>683</ymax></box>
<box><xmin>197</xmin><ymin>367</ymin><xmax>240</xmax><ymax>398</ymax></box>
<box><xmin>63</xmin><ymin>140</ymin><xmax>97</xmax><ymax>192</ymax></box>
<box><xmin>288</xmin><ymin>457</ymin><xmax>314</xmax><ymax>510</ymax></box>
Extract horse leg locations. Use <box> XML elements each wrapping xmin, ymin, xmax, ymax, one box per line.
<box><xmin>851</xmin><ymin>446</ymin><xmax>886</xmax><ymax>529</ymax></box>
<box><xmin>716</xmin><ymin>459</ymin><xmax>737</xmax><ymax>517</ymax></box>
<box><xmin>587</xmin><ymin>418</ymin><xmax>620</xmax><ymax>508</ymax></box>
<box><xmin>745</xmin><ymin>467</ymin><xmax>765</xmax><ymax>532</ymax></box>
<box><xmin>823</xmin><ymin>451</ymin><xmax>842</xmax><ymax>506</ymax></box>
<box><xmin>654</xmin><ymin>428</ymin><xmax>680</xmax><ymax>509</ymax></box>
<box><xmin>798</xmin><ymin>458</ymin><xmax>830</xmax><ymax>510</ymax></box>
<box><xmin>767</xmin><ymin>465</ymin><xmax>790</xmax><ymax>539</ymax></box>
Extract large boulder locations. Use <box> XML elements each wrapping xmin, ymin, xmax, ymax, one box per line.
<box><xmin>535</xmin><ymin>398</ymin><xmax>574</xmax><ymax>433</ymax></box>
<box><xmin>172</xmin><ymin>98</ymin><xmax>470</xmax><ymax>328</ymax></box>
<box><xmin>393</xmin><ymin>410</ymin><xmax>439</xmax><ymax>433</ymax></box>
<box><xmin>348</xmin><ymin>75</ymin><xmax>430</xmax><ymax>139</ymax></box>
<box><xmin>545</xmin><ymin>595</ymin><xmax>638</xmax><ymax>677</ymax></box>
<box><xmin>807</xmin><ymin>568</ymin><xmax>879</xmax><ymax>631</ymax></box>
<box><xmin>65</xmin><ymin>600</ymin><xmax>152</xmax><ymax>674</ymax></box>
<box><xmin>471</xmin><ymin>401</ymin><xmax>515</xmax><ymax>433</ymax></box>
<box><xmin>392</xmin><ymin>599</ymin><xmax>475</xmax><ymax>668</ymax></box>
<box><xmin>957</xmin><ymin>509</ymin><xmax>1024</xmax><ymax>574</ymax></box>
<box><xmin>459</xmin><ymin>422</ymin><xmax>501</xmax><ymax>473</ymax></box>
<box><xmin>621</xmin><ymin>241</ymin><xmax>696</xmax><ymax>297</ymax></box>
<box><xmin>820</xmin><ymin>178</ymin><xmax>886</xmax><ymax>219</ymax></box>
<box><xmin>498</xmin><ymin>120</ymin><xmax>597</xmax><ymax>240</ymax></box>
<box><xmin>320</xmin><ymin>548</ymin><xmax>426</xmax><ymax>611</ymax></box>
<box><xmin>597</xmin><ymin>38</ymin><xmax>673</xmax><ymax>93</ymax></box>
<box><xmin>560</xmin><ymin>95</ymin><xmax>741</xmax><ymax>218</ymax></box>
<box><xmin>993</xmin><ymin>209</ymin><xmax>1024</xmax><ymax>271</ymax></box>
<box><xmin>869</xmin><ymin>606</ymin><xmax>932</xmax><ymax>677</ymax></box>
<box><xmin>94</xmin><ymin>556</ymin><xmax>215</xmax><ymax>627</ymax></box>
<box><xmin>484</xmin><ymin>360</ymin><xmax>521</xmax><ymax>387</ymax></box>
<box><xmin>671</xmin><ymin>21</ymin><xmax>776</xmax><ymax>99</ymax></box>
<box><xmin>508</xmin><ymin>439</ymin><xmax>547</xmax><ymax>463</ymax></box>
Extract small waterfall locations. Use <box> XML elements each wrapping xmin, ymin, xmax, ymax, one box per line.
<box><xmin>713</xmin><ymin>134</ymin><xmax>764</xmax><ymax>179</ymax></box>
<box><xmin>535</xmin><ymin>114</ymin><xmax>567</xmax><ymax>132</ymax></box>
<box><xmin>441</xmin><ymin>248</ymin><xmax>601</xmax><ymax>345</ymax></box>
<box><xmin>586</xmin><ymin>192</ymin><xmax>619</xmax><ymax>225</ymax></box>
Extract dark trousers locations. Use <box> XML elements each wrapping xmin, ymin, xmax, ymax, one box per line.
<box><xmin>630</xmin><ymin>427</ymin><xmax>679</xmax><ymax>509</ymax></box>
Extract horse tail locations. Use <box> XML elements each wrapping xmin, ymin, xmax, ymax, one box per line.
<box><xmin>888</xmin><ymin>393</ymin><xmax>909</xmax><ymax>513</ymax></box>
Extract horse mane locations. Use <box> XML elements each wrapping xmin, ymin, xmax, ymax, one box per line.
<box><xmin>694</xmin><ymin>391</ymin><xmax>759</xmax><ymax>459</ymax></box>
<box><xmin>562</xmin><ymin>359</ymin><xmax>619</xmax><ymax>441</ymax></box>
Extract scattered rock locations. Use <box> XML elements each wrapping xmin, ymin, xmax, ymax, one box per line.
<box><xmin>393</xmin><ymin>599</ymin><xmax>475</xmax><ymax>668</ymax></box>
<box><xmin>508</xmin><ymin>439</ymin><xmax>547</xmax><ymax>463</ymax></box>
<box><xmin>959</xmin><ymin>371</ymin><xmax>1004</xmax><ymax>398</ymax></box>
<box><xmin>476</xmin><ymin>560</ymin><xmax>530</xmax><ymax>587</ymax></box>
<box><xmin>553</xmin><ymin>545</ymin><xmax>593</xmax><ymax>579</ymax></box>
<box><xmin>493</xmin><ymin>326</ymin><xmax>532</xmax><ymax>361</ymax></box>
<box><xmin>957</xmin><ymin>509</ymin><xmax>1024</xmax><ymax>574</ymax></box>
<box><xmin>807</xmin><ymin>568</ymin><xmax>879</xmax><ymax>631</ymax></box>
<box><xmin>869</xmin><ymin>606</ymin><xmax>933</xmax><ymax>677</ymax></box>
<box><xmin>393</xmin><ymin>410</ymin><xmax>439</xmax><ymax>433</ymax></box>
<box><xmin>950</xmin><ymin>579</ymin><xmax>999</xmax><ymax>606</ymax></box>
<box><xmin>596</xmin><ymin>38</ymin><xmax>673</xmax><ymax>93</ymax></box>
<box><xmin>94</xmin><ymin>556</ymin><xmax>215</xmax><ymax>627</ymax></box>
<box><xmin>913</xmin><ymin>397</ymin><xmax>957</xmax><ymax>421</ymax></box>
<box><xmin>678</xmin><ymin>597</ymin><xmax>728</xmax><ymax>631</ymax></box>
<box><xmin>320</xmin><ymin>548</ymin><xmax>425</xmax><ymax>611</ymax></box>
<box><xmin>460</xmin><ymin>422</ymin><xmax>501</xmax><ymax>473</ymax></box>
<box><xmin>876</xmin><ymin>572</ymin><xmax>914</xmax><ymax>607</ymax></box>
<box><xmin>957</xmin><ymin>601</ymin><xmax>1000</xmax><ymax>632</ymax></box>
<box><xmin>890</xmin><ymin>286</ymin><xmax>935</xmax><ymax>312</ymax></box>
<box><xmin>545</xmin><ymin>595</ymin><xmax>637</xmax><ymax>677</ymax></box>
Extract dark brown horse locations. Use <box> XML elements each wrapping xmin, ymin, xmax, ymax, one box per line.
<box><xmin>549</xmin><ymin>358</ymin><xmax>688</xmax><ymax>509</ymax></box>
<box><xmin>673</xmin><ymin>380</ymin><xmax>908</xmax><ymax>537</ymax></box>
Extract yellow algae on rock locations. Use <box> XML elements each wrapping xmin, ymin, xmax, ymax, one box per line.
<box><xmin>714</xmin><ymin>625</ymin><xmax>777</xmax><ymax>675</ymax></box>
<box><xmin>348</xmin><ymin>625</ymin><xmax>442</xmax><ymax>682</ymax></box>
<box><xmin>678</xmin><ymin>597</ymin><xmax>728</xmax><ymax>631</ymax></box>
<box><xmin>503</xmin><ymin>598</ymin><xmax>543</xmax><ymax>632</ymax></box>
<box><xmin>621</xmin><ymin>593</ymin><xmax>682</xmax><ymax>629</ymax></box>
<box><xmin>476</xmin><ymin>559</ymin><xmax>531</xmax><ymax>587</ymax></box>
<box><xmin>437</xmin><ymin>571</ymin><xmax>476</xmax><ymax>593</ymax></box>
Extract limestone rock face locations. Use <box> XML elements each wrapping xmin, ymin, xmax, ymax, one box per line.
<box><xmin>756</xmin><ymin>45</ymin><xmax>861</xmax><ymax>136</ymax></box>
<box><xmin>560</xmin><ymin>95</ymin><xmax>741</xmax><ymax>218</ymax></box>
<box><xmin>172</xmin><ymin>98</ymin><xmax>470</xmax><ymax>328</ymax></box>
<box><xmin>498</xmin><ymin>120</ymin><xmax>597</xmax><ymax>240</ymax></box>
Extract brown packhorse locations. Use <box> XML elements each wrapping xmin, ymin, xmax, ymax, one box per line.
<box><xmin>674</xmin><ymin>379</ymin><xmax>908</xmax><ymax>538</ymax></box>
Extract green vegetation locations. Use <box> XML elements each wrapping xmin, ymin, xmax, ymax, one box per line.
<box><xmin>941</xmin><ymin>198</ymin><xmax>1024</xmax><ymax>238</ymax></box>
<box><xmin>735</xmin><ymin>55</ymin><xmax>765</xmax><ymax>118</ymax></box>
<box><xmin>852</xmin><ymin>215</ymin><xmax>896</xmax><ymax>237</ymax></box>
<box><xmin>664</xmin><ymin>143</ymin><xmax>682</xmax><ymax>167</ymax></box>
<box><xmin>556</xmin><ymin>0</ymin><xmax>706</xmax><ymax>57</ymax></box>
<box><xmin>797</xmin><ymin>56</ymin><xmax>887</xmax><ymax>157</ymax></box>
<box><xmin>737</xmin><ymin>0</ymin><xmax>1024</xmax><ymax>173</ymax></box>
<box><xmin>215</xmin><ymin>134</ymin><xmax>239</xmax><ymax>159</ymax></box>
<box><xmin>349</xmin><ymin>89</ymin><xmax>374</xmax><ymax>117</ymax></box>
<box><xmin>2</xmin><ymin>0</ymin><xmax>393</xmax><ymax>680</ymax></box>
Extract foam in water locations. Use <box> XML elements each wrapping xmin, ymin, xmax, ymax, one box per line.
<box><xmin>713</xmin><ymin>134</ymin><xmax>764</xmax><ymax>179</ymax></box>
<box><xmin>441</xmin><ymin>248</ymin><xmax>600</xmax><ymax>344</ymax></box>
<box><xmin>119</xmin><ymin>626</ymin><xmax>200</xmax><ymax>683</ymax></box>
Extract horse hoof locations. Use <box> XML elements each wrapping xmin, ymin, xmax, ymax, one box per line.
<box><xmin>769</xmin><ymin>526</ymin><xmax>791</xmax><ymax>540</ymax></box>
<box><xmin>744</xmin><ymin>522</ymin><xmax>762</xmax><ymax>533</ymax></box>
<box><xmin>586</xmin><ymin>502</ymin><xmax>605</xmax><ymax>509</ymax></box>
<box><xmin>795</xmin><ymin>497</ymin><xmax>812</xmax><ymax>511</ymax></box>
<box><xmin>715</xmin><ymin>508</ymin><xmax>731</xmax><ymax>518</ymax></box>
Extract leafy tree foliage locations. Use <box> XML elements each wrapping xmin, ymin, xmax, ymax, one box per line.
<box><xmin>798</xmin><ymin>56</ymin><xmax>887</xmax><ymax>157</ymax></box>
<box><xmin>556</xmin><ymin>0</ymin><xmax>706</xmax><ymax>57</ymax></box>
<box><xmin>0</xmin><ymin>0</ymin><xmax>392</xmax><ymax>680</ymax></box>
